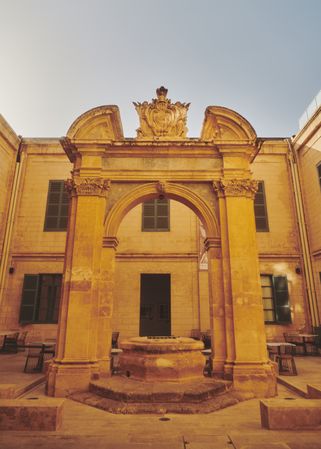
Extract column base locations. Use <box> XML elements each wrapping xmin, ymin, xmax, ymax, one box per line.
<box><xmin>211</xmin><ymin>357</ymin><xmax>225</xmax><ymax>377</ymax></box>
<box><xmin>46</xmin><ymin>361</ymin><xmax>100</xmax><ymax>397</ymax></box>
<box><xmin>229</xmin><ymin>361</ymin><xmax>277</xmax><ymax>398</ymax></box>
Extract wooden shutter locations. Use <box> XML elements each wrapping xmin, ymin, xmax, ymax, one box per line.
<box><xmin>254</xmin><ymin>182</ymin><xmax>269</xmax><ymax>231</ymax></box>
<box><xmin>19</xmin><ymin>275</ymin><xmax>39</xmax><ymax>323</ymax></box>
<box><xmin>273</xmin><ymin>276</ymin><xmax>291</xmax><ymax>323</ymax></box>
<box><xmin>142</xmin><ymin>199</ymin><xmax>169</xmax><ymax>231</ymax></box>
<box><xmin>44</xmin><ymin>180</ymin><xmax>69</xmax><ymax>231</ymax></box>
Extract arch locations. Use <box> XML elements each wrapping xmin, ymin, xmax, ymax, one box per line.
<box><xmin>201</xmin><ymin>106</ymin><xmax>257</xmax><ymax>142</ymax></box>
<box><xmin>66</xmin><ymin>105</ymin><xmax>124</xmax><ymax>140</ymax></box>
<box><xmin>104</xmin><ymin>182</ymin><xmax>219</xmax><ymax>238</ymax></box>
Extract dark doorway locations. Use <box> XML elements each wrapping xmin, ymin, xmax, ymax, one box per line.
<box><xmin>140</xmin><ymin>274</ymin><xmax>171</xmax><ymax>336</ymax></box>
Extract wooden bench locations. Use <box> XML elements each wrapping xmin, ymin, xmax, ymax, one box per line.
<box><xmin>260</xmin><ymin>399</ymin><xmax>321</xmax><ymax>429</ymax></box>
<box><xmin>0</xmin><ymin>398</ymin><xmax>64</xmax><ymax>430</ymax></box>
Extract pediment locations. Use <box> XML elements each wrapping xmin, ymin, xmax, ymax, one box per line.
<box><xmin>67</xmin><ymin>106</ymin><xmax>124</xmax><ymax>140</ymax></box>
<box><xmin>201</xmin><ymin>106</ymin><xmax>257</xmax><ymax>142</ymax></box>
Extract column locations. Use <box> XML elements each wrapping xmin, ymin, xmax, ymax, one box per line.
<box><xmin>96</xmin><ymin>237</ymin><xmax>118</xmax><ymax>374</ymax></box>
<box><xmin>214</xmin><ymin>179</ymin><xmax>277</xmax><ymax>397</ymax></box>
<box><xmin>205</xmin><ymin>237</ymin><xmax>227</xmax><ymax>377</ymax></box>
<box><xmin>47</xmin><ymin>177</ymin><xmax>110</xmax><ymax>397</ymax></box>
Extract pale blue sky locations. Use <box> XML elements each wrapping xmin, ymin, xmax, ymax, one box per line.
<box><xmin>0</xmin><ymin>0</ymin><xmax>320</xmax><ymax>138</ymax></box>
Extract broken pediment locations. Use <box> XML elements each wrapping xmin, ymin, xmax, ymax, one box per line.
<box><xmin>134</xmin><ymin>86</ymin><xmax>190</xmax><ymax>140</ymax></box>
<box><xmin>66</xmin><ymin>106</ymin><xmax>124</xmax><ymax>140</ymax></box>
<box><xmin>201</xmin><ymin>106</ymin><xmax>257</xmax><ymax>142</ymax></box>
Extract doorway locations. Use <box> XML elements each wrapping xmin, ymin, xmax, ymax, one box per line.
<box><xmin>140</xmin><ymin>274</ymin><xmax>171</xmax><ymax>336</ymax></box>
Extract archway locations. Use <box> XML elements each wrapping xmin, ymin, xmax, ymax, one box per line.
<box><xmin>47</xmin><ymin>88</ymin><xmax>276</xmax><ymax>399</ymax></box>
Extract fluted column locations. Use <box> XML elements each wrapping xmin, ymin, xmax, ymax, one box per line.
<box><xmin>47</xmin><ymin>177</ymin><xmax>110</xmax><ymax>397</ymax></box>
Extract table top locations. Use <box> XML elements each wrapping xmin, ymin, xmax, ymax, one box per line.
<box><xmin>0</xmin><ymin>331</ymin><xmax>18</xmax><ymax>336</ymax></box>
<box><xmin>298</xmin><ymin>334</ymin><xmax>317</xmax><ymax>338</ymax></box>
<box><xmin>267</xmin><ymin>342</ymin><xmax>296</xmax><ymax>347</ymax></box>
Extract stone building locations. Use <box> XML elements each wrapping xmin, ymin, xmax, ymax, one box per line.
<box><xmin>0</xmin><ymin>87</ymin><xmax>320</xmax><ymax>397</ymax></box>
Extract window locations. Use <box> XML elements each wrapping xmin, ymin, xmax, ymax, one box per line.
<box><xmin>317</xmin><ymin>164</ymin><xmax>321</xmax><ymax>188</ymax></box>
<box><xmin>44</xmin><ymin>180</ymin><xmax>69</xmax><ymax>231</ymax></box>
<box><xmin>142</xmin><ymin>199</ymin><xmax>169</xmax><ymax>231</ymax></box>
<box><xmin>260</xmin><ymin>275</ymin><xmax>291</xmax><ymax>324</ymax></box>
<box><xmin>19</xmin><ymin>274</ymin><xmax>62</xmax><ymax>324</ymax></box>
<box><xmin>254</xmin><ymin>181</ymin><xmax>269</xmax><ymax>232</ymax></box>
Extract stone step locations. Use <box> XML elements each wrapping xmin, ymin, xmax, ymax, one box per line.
<box><xmin>69</xmin><ymin>389</ymin><xmax>245</xmax><ymax>414</ymax></box>
<box><xmin>89</xmin><ymin>376</ymin><xmax>230</xmax><ymax>403</ymax></box>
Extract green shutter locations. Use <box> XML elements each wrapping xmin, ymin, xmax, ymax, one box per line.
<box><xmin>19</xmin><ymin>275</ymin><xmax>39</xmax><ymax>323</ymax></box>
<box><xmin>273</xmin><ymin>276</ymin><xmax>291</xmax><ymax>323</ymax></box>
<box><xmin>254</xmin><ymin>182</ymin><xmax>269</xmax><ymax>231</ymax></box>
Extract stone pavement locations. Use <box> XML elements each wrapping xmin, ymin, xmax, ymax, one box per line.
<box><xmin>0</xmin><ymin>352</ymin><xmax>45</xmax><ymax>398</ymax></box>
<box><xmin>0</xmin><ymin>355</ymin><xmax>320</xmax><ymax>448</ymax></box>
<box><xmin>277</xmin><ymin>356</ymin><xmax>321</xmax><ymax>398</ymax></box>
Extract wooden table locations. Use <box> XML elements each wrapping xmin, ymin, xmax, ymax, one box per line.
<box><xmin>298</xmin><ymin>334</ymin><xmax>318</xmax><ymax>355</ymax></box>
<box><xmin>267</xmin><ymin>342</ymin><xmax>296</xmax><ymax>355</ymax></box>
<box><xmin>267</xmin><ymin>342</ymin><xmax>297</xmax><ymax>375</ymax></box>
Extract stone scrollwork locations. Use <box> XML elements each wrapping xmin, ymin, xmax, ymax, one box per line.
<box><xmin>213</xmin><ymin>179</ymin><xmax>259</xmax><ymax>198</ymax></box>
<box><xmin>133</xmin><ymin>86</ymin><xmax>190</xmax><ymax>140</ymax></box>
<box><xmin>65</xmin><ymin>177</ymin><xmax>111</xmax><ymax>197</ymax></box>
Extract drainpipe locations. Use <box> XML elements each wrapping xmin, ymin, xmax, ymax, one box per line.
<box><xmin>286</xmin><ymin>138</ymin><xmax>320</xmax><ymax>326</ymax></box>
<box><xmin>0</xmin><ymin>138</ymin><xmax>24</xmax><ymax>307</ymax></box>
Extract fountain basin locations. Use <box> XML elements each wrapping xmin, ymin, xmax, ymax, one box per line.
<box><xmin>119</xmin><ymin>336</ymin><xmax>205</xmax><ymax>382</ymax></box>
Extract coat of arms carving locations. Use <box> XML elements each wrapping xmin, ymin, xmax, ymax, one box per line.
<box><xmin>133</xmin><ymin>86</ymin><xmax>190</xmax><ymax>140</ymax></box>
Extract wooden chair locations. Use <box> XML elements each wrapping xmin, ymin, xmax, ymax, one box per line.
<box><xmin>112</xmin><ymin>332</ymin><xmax>119</xmax><ymax>349</ymax></box>
<box><xmin>43</xmin><ymin>339</ymin><xmax>56</xmax><ymax>361</ymax></box>
<box><xmin>1</xmin><ymin>332</ymin><xmax>19</xmax><ymax>353</ymax></box>
<box><xmin>283</xmin><ymin>332</ymin><xmax>304</xmax><ymax>355</ymax></box>
<box><xmin>17</xmin><ymin>331</ymin><xmax>28</xmax><ymax>351</ymax></box>
<box><xmin>275</xmin><ymin>343</ymin><xmax>297</xmax><ymax>376</ymax></box>
<box><xmin>24</xmin><ymin>345</ymin><xmax>45</xmax><ymax>373</ymax></box>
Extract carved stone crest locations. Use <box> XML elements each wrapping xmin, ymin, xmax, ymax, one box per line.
<box><xmin>133</xmin><ymin>86</ymin><xmax>190</xmax><ymax>140</ymax></box>
<box><xmin>65</xmin><ymin>177</ymin><xmax>111</xmax><ymax>197</ymax></box>
<box><xmin>213</xmin><ymin>179</ymin><xmax>258</xmax><ymax>198</ymax></box>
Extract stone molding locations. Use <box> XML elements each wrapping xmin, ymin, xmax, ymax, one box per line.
<box><xmin>134</xmin><ymin>86</ymin><xmax>190</xmax><ymax>140</ymax></box>
<box><xmin>213</xmin><ymin>178</ymin><xmax>258</xmax><ymax>199</ymax></box>
<box><xmin>204</xmin><ymin>237</ymin><xmax>221</xmax><ymax>251</ymax></box>
<box><xmin>102</xmin><ymin>237</ymin><xmax>119</xmax><ymax>249</ymax></box>
<box><xmin>65</xmin><ymin>177</ymin><xmax>111</xmax><ymax>197</ymax></box>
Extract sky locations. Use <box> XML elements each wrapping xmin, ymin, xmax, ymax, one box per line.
<box><xmin>0</xmin><ymin>0</ymin><xmax>321</xmax><ymax>138</ymax></box>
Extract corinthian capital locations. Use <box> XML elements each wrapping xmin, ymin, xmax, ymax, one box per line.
<box><xmin>213</xmin><ymin>178</ymin><xmax>258</xmax><ymax>198</ymax></box>
<box><xmin>65</xmin><ymin>177</ymin><xmax>111</xmax><ymax>197</ymax></box>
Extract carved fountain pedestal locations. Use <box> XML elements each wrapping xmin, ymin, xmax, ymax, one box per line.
<box><xmin>119</xmin><ymin>336</ymin><xmax>205</xmax><ymax>382</ymax></box>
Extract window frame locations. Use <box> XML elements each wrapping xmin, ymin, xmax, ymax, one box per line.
<box><xmin>254</xmin><ymin>181</ymin><xmax>269</xmax><ymax>232</ymax></box>
<box><xmin>44</xmin><ymin>180</ymin><xmax>69</xmax><ymax>232</ymax></box>
<box><xmin>19</xmin><ymin>273</ymin><xmax>62</xmax><ymax>324</ymax></box>
<box><xmin>142</xmin><ymin>198</ymin><xmax>170</xmax><ymax>232</ymax></box>
<box><xmin>260</xmin><ymin>274</ymin><xmax>291</xmax><ymax>325</ymax></box>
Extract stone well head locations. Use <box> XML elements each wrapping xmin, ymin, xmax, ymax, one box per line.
<box><xmin>119</xmin><ymin>336</ymin><xmax>205</xmax><ymax>382</ymax></box>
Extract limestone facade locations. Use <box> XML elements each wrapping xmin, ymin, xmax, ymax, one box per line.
<box><xmin>0</xmin><ymin>88</ymin><xmax>320</xmax><ymax>398</ymax></box>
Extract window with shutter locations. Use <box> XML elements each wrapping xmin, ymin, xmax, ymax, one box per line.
<box><xmin>19</xmin><ymin>275</ymin><xmax>39</xmax><ymax>323</ymax></box>
<box><xmin>142</xmin><ymin>199</ymin><xmax>170</xmax><ymax>231</ymax></box>
<box><xmin>260</xmin><ymin>274</ymin><xmax>291</xmax><ymax>324</ymax></box>
<box><xmin>254</xmin><ymin>181</ymin><xmax>269</xmax><ymax>232</ymax></box>
<box><xmin>19</xmin><ymin>274</ymin><xmax>62</xmax><ymax>324</ymax></box>
<box><xmin>44</xmin><ymin>180</ymin><xmax>69</xmax><ymax>231</ymax></box>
